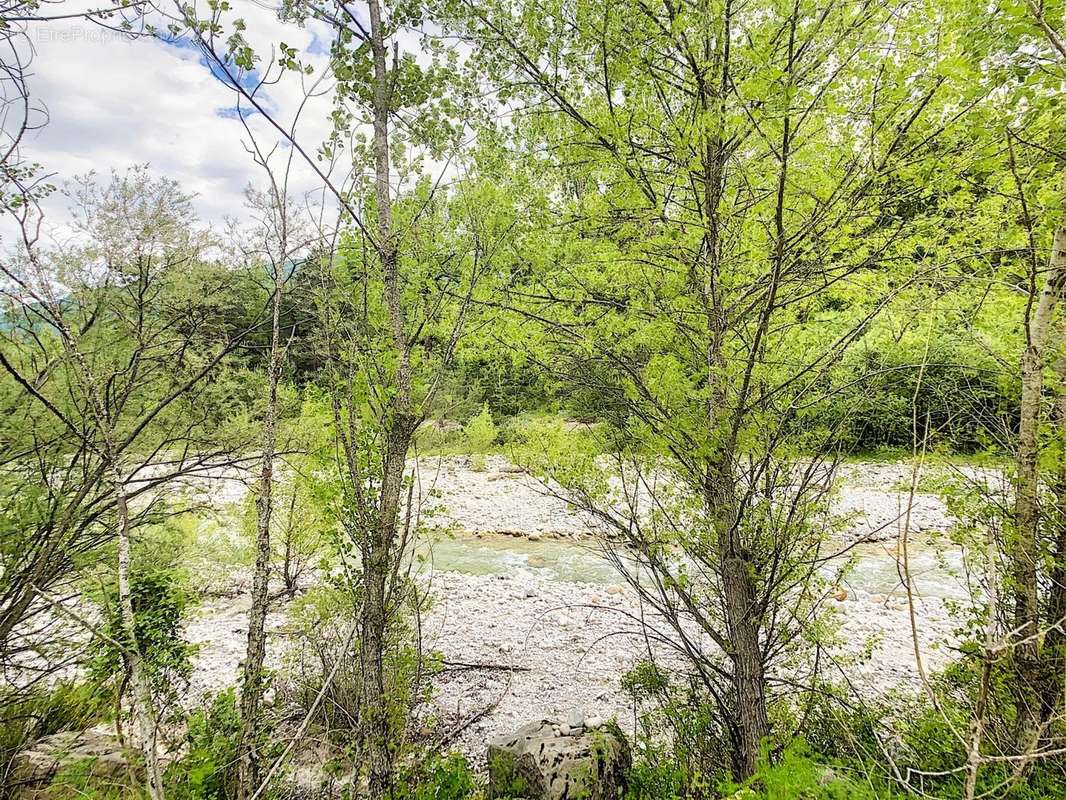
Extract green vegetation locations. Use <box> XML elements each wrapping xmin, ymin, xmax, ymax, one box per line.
<box><xmin>2</xmin><ymin>0</ymin><xmax>1066</xmax><ymax>798</ymax></box>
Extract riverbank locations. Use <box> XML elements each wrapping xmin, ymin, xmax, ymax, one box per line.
<box><xmin>407</xmin><ymin>456</ymin><xmax>986</xmax><ymax>544</ymax></box>
<box><xmin>177</xmin><ymin>456</ymin><xmax>975</xmax><ymax>759</ymax></box>
<box><xmin>186</xmin><ymin>558</ymin><xmax>958</xmax><ymax>758</ymax></box>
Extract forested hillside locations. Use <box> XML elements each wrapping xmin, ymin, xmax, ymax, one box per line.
<box><xmin>1</xmin><ymin>1</ymin><xmax>1064</xmax><ymax>798</ymax></box>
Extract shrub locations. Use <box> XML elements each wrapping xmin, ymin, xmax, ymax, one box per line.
<box><xmin>463</xmin><ymin>403</ymin><xmax>498</xmax><ymax>452</ymax></box>
<box><xmin>796</xmin><ymin>666</ymin><xmax>1066</xmax><ymax>800</ymax></box>
<box><xmin>718</xmin><ymin>741</ymin><xmax>883</xmax><ymax>799</ymax></box>
<box><xmin>395</xmin><ymin>752</ymin><xmax>479</xmax><ymax>800</ymax></box>
<box><xmin>624</xmin><ymin>748</ymin><xmax>688</xmax><ymax>800</ymax></box>
<box><xmin>620</xmin><ymin>659</ymin><xmax>731</xmax><ymax>795</ymax></box>
<box><xmin>160</xmin><ymin>689</ymin><xmax>285</xmax><ymax>800</ymax></box>
<box><xmin>88</xmin><ymin>562</ymin><xmax>195</xmax><ymax>704</ymax></box>
<box><xmin>279</xmin><ymin>583</ymin><xmax>435</xmax><ymax>754</ymax></box>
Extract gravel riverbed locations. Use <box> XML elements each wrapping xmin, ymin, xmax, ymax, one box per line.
<box><xmin>187</xmin><ymin>567</ymin><xmax>957</xmax><ymax>758</ymax></box>
<box><xmin>184</xmin><ymin>457</ymin><xmax>975</xmax><ymax>758</ymax></box>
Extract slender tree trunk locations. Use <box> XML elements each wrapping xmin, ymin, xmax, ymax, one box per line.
<box><xmin>112</xmin><ymin>461</ymin><xmax>166</xmax><ymax>800</ymax></box>
<box><xmin>282</xmin><ymin>490</ymin><xmax>298</xmax><ymax>598</ymax></box>
<box><xmin>237</xmin><ymin>271</ymin><xmax>284</xmax><ymax>800</ymax></box>
<box><xmin>710</xmin><ymin>466</ymin><xmax>769</xmax><ymax>778</ymax></box>
<box><xmin>1040</xmin><ymin>349</ymin><xmax>1066</xmax><ymax>727</ymax></box>
<box><xmin>362</xmin><ymin>432</ymin><xmax>409</xmax><ymax>800</ymax></box>
<box><xmin>364</xmin><ymin>2</ymin><xmax>415</xmax><ymax>796</ymax></box>
<box><xmin>964</xmin><ymin>519</ymin><xmax>1000</xmax><ymax>800</ymax></box>
<box><xmin>694</xmin><ymin>0</ymin><xmax>768</xmax><ymax>779</ymax></box>
<box><xmin>1012</xmin><ymin>224</ymin><xmax>1066</xmax><ymax>750</ymax></box>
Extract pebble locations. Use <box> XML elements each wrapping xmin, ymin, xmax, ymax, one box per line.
<box><xmin>178</xmin><ymin>457</ymin><xmax>974</xmax><ymax>760</ymax></box>
<box><xmin>567</xmin><ymin>707</ymin><xmax>586</xmax><ymax>728</ymax></box>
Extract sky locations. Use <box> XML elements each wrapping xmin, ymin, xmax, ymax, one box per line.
<box><xmin>11</xmin><ymin>0</ymin><xmax>345</xmax><ymax>242</ymax></box>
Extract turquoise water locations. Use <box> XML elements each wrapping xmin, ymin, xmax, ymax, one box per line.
<box><xmin>417</xmin><ymin>534</ymin><xmax>971</xmax><ymax>600</ymax></box>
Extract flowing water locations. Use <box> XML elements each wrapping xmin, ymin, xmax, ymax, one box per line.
<box><xmin>417</xmin><ymin>533</ymin><xmax>972</xmax><ymax>600</ymax></box>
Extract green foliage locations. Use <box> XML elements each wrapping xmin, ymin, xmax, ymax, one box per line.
<box><xmin>889</xmin><ymin>661</ymin><xmax>1066</xmax><ymax>800</ymax></box>
<box><xmin>463</xmin><ymin>403</ymin><xmax>498</xmax><ymax>452</ymax></box>
<box><xmin>86</xmin><ymin>525</ymin><xmax>196</xmax><ymax>706</ymax></box>
<box><xmin>168</xmin><ymin>690</ymin><xmax>242</xmax><ymax>800</ymax></box>
<box><xmin>825</xmin><ymin>318</ymin><xmax>1022</xmax><ymax>454</ymax></box>
<box><xmin>792</xmin><ymin>665</ymin><xmax>1066</xmax><ymax>800</ymax></box>
<box><xmin>624</xmin><ymin>754</ymin><xmax>689</xmax><ymax>800</ymax></box>
<box><xmin>395</xmin><ymin>752</ymin><xmax>480</xmax><ymax>800</ymax></box>
<box><xmin>164</xmin><ymin>689</ymin><xmax>282</xmax><ymax>800</ymax></box>
<box><xmin>35</xmin><ymin>760</ymin><xmax>135</xmax><ymax>800</ymax></box>
<box><xmin>281</xmin><ymin>583</ymin><xmax>435</xmax><ymax>754</ymax></box>
<box><xmin>89</xmin><ymin>563</ymin><xmax>194</xmax><ymax>690</ymax></box>
<box><xmin>718</xmin><ymin>741</ymin><xmax>884</xmax><ymax>800</ymax></box>
<box><xmin>621</xmin><ymin>660</ymin><xmax>732</xmax><ymax>794</ymax></box>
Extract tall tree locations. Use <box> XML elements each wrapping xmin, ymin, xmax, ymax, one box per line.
<box><xmin>0</xmin><ymin>168</ymin><xmax>258</xmax><ymax>799</ymax></box>
<box><xmin>179</xmin><ymin>2</ymin><xmax>495</xmax><ymax>794</ymax></box>
<box><xmin>233</xmin><ymin>174</ymin><xmax>308</xmax><ymax>798</ymax></box>
<box><xmin>446</xmin><ymin>0</ymin><xmax>982</xmax><ymax>777</ymax></box>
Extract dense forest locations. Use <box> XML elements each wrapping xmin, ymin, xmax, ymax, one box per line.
<box><xmin>1</xmin><ymin>0</ymin><xmax>1065</xmax><ymax>798</ymax></box>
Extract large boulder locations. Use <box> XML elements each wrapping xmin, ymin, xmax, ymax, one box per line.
<box><xmin>10</xmin><ymin>727</ymin><xmax>135</xmax><ymax>797</ymax></box>
<box><xmin>486</xmin><ymin>717</ymin><xmax>630</xmax><ymax>800</ymax></box>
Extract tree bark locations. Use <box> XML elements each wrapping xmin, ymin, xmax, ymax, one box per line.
<box><xmin>237</xmin><ymin>265</ymin><xmax>284</xmax><ymax>800</ymax></box>
<box><xmin>363</xmin><ymin>2</ymin><xmax>415</xmax><ymax>796</ymax></box>
<box><xmin>113</xmin><ymin>461</ymin><xmax>166</xmax><ymax>800</ymax></box>
<box><xmin>1013</xmin><ymin>224</ymin><xmax>1066</xmax><ymax>750</ymax></box>
<box><xmin>710</xmin><ymin>464</ymin><xmax>769</xmax><ymax>778</ymax></box>
<box><xmin>1040</xmin><ymin>348</ymin><xmax>1066</xmax><ymax>728</ymax></box>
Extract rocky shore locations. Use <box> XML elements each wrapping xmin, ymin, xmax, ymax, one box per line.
<box><xmin>187</xmin><ymin>566</ymin><xmax>958</xmax><ymax>758</ymax></box>
<box><xmin>181</xmin><ymin>457</ymin><xmax>974</xmax><ymax>758</ymax></box>
<box><xmin>412</xmin><ymin>456</ymin><xmax>985</xmax><ymax>544</ymax></box>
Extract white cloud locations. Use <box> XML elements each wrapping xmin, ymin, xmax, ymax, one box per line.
<box><xmin>8</xmin><ymin>1</ymin><xmax>342</xmax><ymax>243</ymax></box>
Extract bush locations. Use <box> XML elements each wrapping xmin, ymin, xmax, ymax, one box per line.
<box><xmin>625</xmin><ymin>752</ymin><xmax>689</xmax><ymax>800</ymax></box>
<box><xmin>620</xmin><ymin>659</ymin><xmax>732</xmax><ymax>795</ymax></box>
<box><xmin>165</xmin><ymin>689</ymin><xmax>246</xmax><ymax>800</ymax></box>
<box><xmin>718</xmin><ymin>741</ymin><xmax>883</xmax><ymax>800</ymax></box>
<box><xmin>795</xmin><ymin>665</ymin><xmax>1066</xmax><ymax>800</ymax></box>
<box><xmin>824</xmin><ymin>337</ymin><xmax>1016</xmax><ymax>454</ymax></box>
<box><xmin>88</xmin><ymin>562</ymin><xmax>195</xmax><ymax>704</ymax></box>
<box><xmin>463</xmin><ymin>403</ymin><xmax>498</xmax><ymax>452</ymax></box>
<box><xmin>280</xmin><ymin>583</ymin><xmax>435</xmax><ymax>753</ymax></box>
<box><xmin>395</xmin><ymin>752</ymin><xmax>479</xmax><ymax>800</ymax></box>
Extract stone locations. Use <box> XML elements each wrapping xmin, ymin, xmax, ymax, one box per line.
<box><xmin>10</xmin><ymin>727</ymin><xmax>151</xmax><ymax>795</ymax></box>
<box><xmin>487</xmin><ymin>719</ymin><xmax>630</xmax><ymax>800</ymax></box>
<box><xmin>605</xmin><ymin>585</ymin><xmax>625</xmax><ymax>595</ymax></box>
<box><xmin>585</xmin><ymin>716</ymin><xmax>603</xmax><ymax>729</ymax></box>
<box><xmin>527</xmin><ymin>555</ymin><xmax>549</xmax><ymax>569</ymax></box>
<box><xmin>567</xmin><ymin>707</ymin><xmax>586</xmax><ymax>729</ymax></box>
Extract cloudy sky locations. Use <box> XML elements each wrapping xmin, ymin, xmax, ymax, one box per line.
<box><xmin>14</xmin><ymin>1</ymin><xmax>346</xmax><ymax>239</ymax></box>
